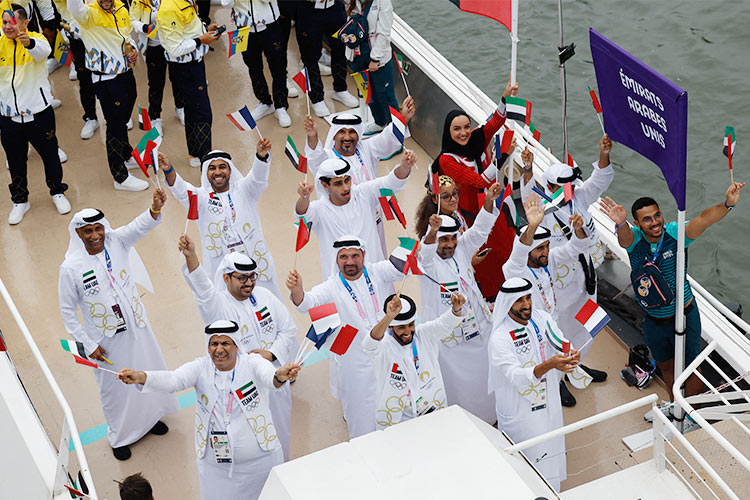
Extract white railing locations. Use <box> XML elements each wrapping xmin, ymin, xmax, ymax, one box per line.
<box><xmin>0</xmin><ymin>277</ymin><xmax>98</xmax><ymax>499</ymax></box>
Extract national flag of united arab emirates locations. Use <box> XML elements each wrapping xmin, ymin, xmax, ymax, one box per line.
<box><xmin>60</xmin><ymin>339</ymin><xmax>89</xmax><ymax>359</ymax></box>
<box><xmin>285</xmin><ymin>136</ymin><xmax>307</xmax><ymax>173</ymax></box>
<box><xmin>504</xmin><ymin>96</ymin><xmax>531</xmax><ymax>125</ymax></box>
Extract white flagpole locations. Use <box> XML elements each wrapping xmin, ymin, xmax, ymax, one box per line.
<box><xmin>510</xmin><ymin>0</ymin><xmax>519</xmax><ymax>84</ymax></box>
<box><xmin>673</xmin><ymin>208</ymin><xmax>687</xmax><ymax>433</ymax></box>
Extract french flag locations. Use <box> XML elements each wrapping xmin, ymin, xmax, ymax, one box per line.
<box><xmin>389</xmin><ymin>106</ymin><xmax>407</xmax><ymax>145</ymax></box>
<box><xmin>309</xmin><ymin>303</ymin><xmax>341</xmax><ymax>334</ymax></box>
<box><xmin>226</xmin><ymin>105</ymin><xmax>257</xmax><ymax>131</ymax></box>
<box><xmin>575</xmin><ymin>299</ymin><xmax>611</xmax><ymax>338</ymax></box>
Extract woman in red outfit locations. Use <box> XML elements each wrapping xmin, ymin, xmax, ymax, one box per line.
<box><xmin>429</xmin><ymin>80</ymin><xmax>519</xmax><ymax>301</ymax></box>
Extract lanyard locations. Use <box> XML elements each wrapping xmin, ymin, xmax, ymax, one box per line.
<box><xmin>649</xmin><ymin>232</ymin><xmax>665</xmax><ymax>263</ymax></box>
<box><xmin>103</xmin><ymin>247</ymin><xmax>118</xmax><ymax>291</ymax></box>
<box><xmin>411</xmin><ymin>341</ymin><xmax>419</xmax><ymax>372</ymax></box>
<box><xmin>339</xmin><ymin>267</ymin><xmax>378</xmax><ymax>321</ymax></box>
<box><xmin>450</xmin><ymin>258</ymin><xmax>472</xmax><ymax>294</ymax></box>
<box><xmin>453</xmin><ymin>211</ymin><xmax>468</xmax><ymax>233</ymax></box>
<box><xmin>528</xmin><ymin>318</ymin><xmax>547</xmax><ymax>363</ymax></box>
<box><xmin>333</xmin><ymin>148</ymin><xmax>370</xmax><ymax>182</ymax></box>
<box><xmin>212</xmin><ymin>367</ymin><xmax>236</xmax><ymax>427</ymax></box>
<box><xmin>528</xmin><ymin>266</ymin><xmax>557</xmax><ymax>315</ymax></box>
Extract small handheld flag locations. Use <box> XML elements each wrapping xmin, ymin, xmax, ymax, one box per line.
<box><xmin>60</xmin><ymin>339</ymin><xmax>89</xmax><ymax>359</ymax></box>
<box><xmin>1</xmin><ymin>0</ymin><xmax>16</xmax><ymax>25</ymax></box>
<box><xmin>309</xmin><ymin>303</ymin><xmax>341</xmax><ymax>335</ymax></box>
<box><xmin>378</xmin><ymin>188</ymin><xmax>407</xmax><ymax>229</ymax></box>
<box><xmin>295</xmin><ymin>216</ymin><xmax>311</xmax><ymax>252</ymax></box>
<box><xmin>293</xmin><ymin>67</ymin><xmax>311</xmax><ymax>115</ymax></box>
<box><xmin>724</xmin><ymin>126</ymin><xmax>736</xmax><ymax>183</ymax></box>
<box><xmin>53</xmin><ymin>31</ymin><xmax>73</xmax><ymax>66</ymax></box>
<box><xmin>226</xmin><ymin>27</ymin><xmax>250</xmax><ymax>57</ymax></box>
<box><xmin>567</xmin><ymin>152</ymin><xmax>576</xmax><ymax>168</ymax></box>
<box><xmin>138</xmin><ymin>105</ymin><xmax>151</xmax><ymax>131</ymax></box>
<box><xmin>499</xmin><ymin>129</ymin><xmax>514</xmax><ymax>154</ymax></box>
<box><xmin>575</xmin><ymin>299</ymin><xmax>611</xmax><ymax>339</ymax></box>
<box><xmin>227</xmin><ymin>105</ymin><xmax>262</xmax><ymax>138</ymax></box>
<box><xmin>146</xmin><ymin>23</ymin><xmax>158</xmax><ymax>39</ymax></box>
<box><xmin>389</xmin><ymin>106</ymin><xmax>407</xmax><ymax>145</ymax></box>
<box><xmin>588</xmin><ymin>86</ymin><xmax>605</xmax><ymax>133</ymax></box>
<box><xmin>351</xmin><ymin>70</ymin><xmax>372</xmax><ymax>104</ymax></box>
<box><xmin>563</xmin><ymin>182</ymin><xmax>574</xmax><ymax>203</ymax></box>
<box><xmin>449</xmin><ymin>0</ymin><xmax>512</xmax><ymax>32</ymax></box>
<box><xmin>187</xmin><ymin>190</ymin><xmax>199</xmax><ymax>220</ymax></box>
<box><xmin>73</xmin><ymin>355</ymin><xmax>118</xmax><ymax>374</ymax></box>
<box><xmin>329</xmin><ymin>324</ymin><xmax>358</xmax><ymax>355</ymax></box>
<box><xmin>505</xmin><ymin>96</ymin><xmax>531</xmax><ymax>125</ymax></box>
<box><xmin>393</xmin><ymin>50</ymin><xmax>410</xmax><ymax>96</ymax></box>
<box><xmin>285</xmin><ymin>136</ymin><xmax>308</xmax><ymax>174</ymax></box>
<box><xmin>389</xmin><ymin>237</ymin><xmax>418</xmax><ymax>274</ymax></box>
<box><xmin>528</xmin><ymin>121</ymin><xmax>541</xmax><ymax>141</ymax></box>
<box><xmin>496</xmin><ymin>183</ymin><xmax>520</xmax><ymax>227</ymax></box>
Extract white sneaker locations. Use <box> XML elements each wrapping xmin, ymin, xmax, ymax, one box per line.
<box><xmin>312</xmin><ymin>100</ymin><xmax>331</xmax><ymax>118</ymax></box>
<box><xmin>287</xmin><ymin>78</ymin><xmax>300</xmax><ymax>98</ymax></box>
<box><xmin>52</xmin><ymin>193</ymin><xmax>71</xmax><ymax>214</ymax></box>
<box><xmin>175</xmin><ymin>107</ymin><xmax>185</xmax><ymax>126</ymax></box>
<box><xmin>69</xmin><ymin>65</ymin><xmax>78</xmax><ymax>81</ymax></box>
<box><xmin>80</xmin><ymin>119</ymin><xmax>99</xmax><ymax>140</ymax></box>
<box><xmin>644</xmin><ymin>401</ymin><xmax>674</xmax><ymax>422</ymax></box>
<box><xmin>125</xmin><ymin>157</ymin><xmax>139</xmax><ymax>170</ymax></box>
<box><xmin>58</xmin><ymin>147</ymin><xmax>68</xmax><ymax>163</ymax></box>
<box><xmin>126</xmin><ymin>118</ymin><xmax>134</xmax><ymax>130</ymax></box>
<box><xmin>189</xmin><ymin>156</ymin><xmax>201</xmax><ymax>168</ymax></box>
<box><xmin>152</xmin><ymin>118</ymin><xmax>163</xmax><ymax>136</ymax></box>
<box><xmin>274</xmin><ymin>108</ymin><xmax>292</xmax><ymax>128</ymax></box>
<box><xmin>363</xmin><ymin>122</ymin><xmax>385</xmax><ymax>136</ymax></box>
<box><xmin>251</xmin><ymin>103</ymin><xmax>274</xmax><ymax>121</ymax></box>
<box><xmin>114</xmin><ymin>174</ymin><xmax>149</xmax><ymax>191</ymax></box>
<box><xmin>47</xmin><ymin>58</ymin><xmax>61</xmax><ymax>74</ymax></box>
<box><xmin>332</xmin><ymin>90</ymin><xmax>359</xmax><ymax>108</ymax></box>
<box><xmin>318</xmin><ymin>62</ymin><xmax>332</xmax><ymax>76</ymax></box>
<box><xmin>8</xmin><ymin>202</ymin><xmax>30</xmax><ymax>225</ymax></box>
<box><xmin>51</xmin><ymin>98</ymin><xmax>62</xmax><ymax>109</ymax></box>
<box><xmin>320</xmin><ymin>49</ymin><xmax>331</xmax><ymax>67</ymax></box>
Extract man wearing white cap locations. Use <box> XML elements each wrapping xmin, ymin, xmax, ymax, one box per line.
<box><xmin>295</xmin><ymin>150</ymin><xmax>416</xmax><ymax>279</ymax></box>
<box><xmin>302</xmin><ymin>95</ymin><xmax>416</xmax><ymax>183</ymax></box>
<box><xmin>365</xmin><ymin>292</ymin><xmax>466</xmax><ymax>429</ymax></box>
<box><xmin>286</xmin><ymin>235</ymin><xmax>404</xmax><ymax>438</ymax></box>
<box><xmin>178</xmin><ymin>234</ymin><xmax>298</xmax><ymax>460</ymax></box>
<box><xmin>503</xmin><ymin>196</ymin><xmax>603</xmax><ymax>407</ymax></box>
<box><xmin>417</xmin><ymin>182</ymin><xmax>503</xmax><ymax>423</ymax></box>
<box><xmin>118</xmin><ymin>320</ymin><xmax>301</xmax><ymax>500</ymax></box>
<box><xmin>159</xmin><ymin>138</ymin><xmax>282</xmax><ymax>298</ymax></box>
<box><xmin>58</xmin><ymin>189</ymin><xmax>179</xmax><ymax>460</ymax></box>
<box><xmin>489</xmin><ymin>278</ymin><xmax>581</xmax><ymax>492</ymax></box>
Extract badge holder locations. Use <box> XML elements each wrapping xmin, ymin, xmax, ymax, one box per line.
<box><xmin>210</xmin><ymin>430</ymin><xmax>232</xmax><ymax>463</ymax></box>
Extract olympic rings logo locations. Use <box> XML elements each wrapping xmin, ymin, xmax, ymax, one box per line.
<box><xmin>516</xmin><ymin>345</ymin><xmax>531</xmax><ymax>354</ymax></box>
<box><xmin>207</xmin><ymin>205</ymin><xmax>223</xmax><ymax>216</ymax></box>
<box><xmin>84</xmin><ymin>286</ymin><xmax>101</xmax><ymax>296</ymax></box>
<box><xmin>389</xmin><ymin>379</ymin><xmax>407</xmax><ymax>390</ymax></box>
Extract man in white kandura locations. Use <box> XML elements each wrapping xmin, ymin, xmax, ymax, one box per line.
<box><xmin>503</xmin><ymin>196</ymin><xmax>597</xmax><ymax>407</ymax></box>
<box><xmin>295</xmin><ymin>151</ymin><xmax>415</xmax><ymax>279</ymax></box>
<box><xmin>159</xmin><ymin>138</ymin><xmax>282</xmax><ymax>298</ymax></box>
<box><xmin>417</xmin><ymin>183</ymin><xmax>503</xmax><ymax>423</ymax></box>
<box><xmin>286</xmin><ymin>235</ymin><xmax>404</xmax><ymax>438</ymax></box>
<box><xmin>58</xmin><ymin>191</ymin><xmax>179</xmax><ymax>461</ymax></box>
<box><xmin>302</xmin><ymin>95</ymin><xmax>415</xmax><ymax>183</ymax></box>
<box><xmin>489</xmin><ymin>277</ymin><xmax>581</xmax><ymax>492</ymax></box>
<box><xmin>178</xmin><ymin>234</ymin><xmax>298</xmax><ymax>460</ymax></box>
<box><xmin>365</xmin><ymin>292</ymin><xmax>466</xmax><ymax>429</ymax></box>
<box><xmin>118</xmin><ymin>320</ymin><xmax>301</xmax><ymax>500</ymax></box>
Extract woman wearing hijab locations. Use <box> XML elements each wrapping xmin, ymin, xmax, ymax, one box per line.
<box><xmin>430</xmin><ymin>79</ymin><xmax>520</xmax><ymax>300</ymax></box>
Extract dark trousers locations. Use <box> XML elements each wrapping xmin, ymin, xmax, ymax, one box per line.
<box><xmin>296</xmin><ymin>1</ymin><xmax>348</xmax><ymax>102</ymax></box>
<box><xmin>169</xmin><ymin>60</ymin><xmax>212</xmax><ymax>158</ymax></box>
<box><xmin>196</xmin><ymin>0</ymin><xmax>211</xmax><ymax>25</ymax></box>
<box><xmin>241</xmin><ymin>22</ymin><xmax>288</xmax><ymax>110</ymax></box>
<box><xmin>1</xmin><ymin>106</ymin><xmax>67</xmax><ymax>203</ymax></box>
<box><xmin>92</xmin><ymin>70</ymin><xmax>136</xmax><ymax>183</ymax></box>
<box><xmin>69</xmin><ymin>37</ymin><xmax>97</xmax><ymax>121</ymax></box>
<box><xmin>278</xmin><ymin>0</ymin><xmax>304</xmax><ymax>55</ymax></box>
<box><xmin>145</xmin><ymin>44</ymin><xmax>184</xmax><ymax>119</ymax></box>
<box><xmin>368</xmin><ymin>60</ymin><xmax>399</xmax><ymax>126</ymax></box>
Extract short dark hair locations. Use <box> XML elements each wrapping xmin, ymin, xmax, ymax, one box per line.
<box><xmin>118</xmin><ymin>473</ymin><xmax>152</xmax><ymax>500</ymax></box>
<box><xmin>631</xmin><ymin>197</ymin><xmax>659</xmax><ymax>219</ymax></box>
<box><xmin>319</xmin><ymin>176</ymin><xmax>331</xmax><ymax>185</ymax></box>
<box><xmin>9</xmin><ymin>4</ymin><xmax>28</xmax><ymax>20</ymax></box>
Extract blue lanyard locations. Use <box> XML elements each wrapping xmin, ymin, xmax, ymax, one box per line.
<box><xmin>212</xmin><ymin>191</ymin><xmax>237</xmax><ymax>222</ymax></box>
<box><xmin>528</xmin><ymin>266</ymin><xmax>556</xmax><ymax>314</ymax></box>
<box><xmin>339</xmin><ymin>267</ymin><xmax>378</xmax><ymax>320</ymax></box>
<box><xmin>528</xmin><ymin>318</ymin><xmax>547</xmax><ymax>363</ymax></box>
<box><xmin>103</xmin><ymin>247</ymin><xmax>118</xmax><ymax>290</ymax></box>
<box><xmin>333</xmin><ymin>148</ymin><xmax>370</xmax><ymax>181</ymax></box>
<box><xmin>649</xmin><ymin>232</ymin><xmax>665</xmax><ymax>263</ymax></box>
<box><xmin>411</xmin><ymin>341</ymin><xmax>419</xmax><ymax>371</ymax></box>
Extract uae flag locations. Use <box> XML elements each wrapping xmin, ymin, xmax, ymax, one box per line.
<box><xmin>60</xmin><ymin>339</ymin><xmax>89</xmax><ymax>359</ymax></box>
<box><xmin>588</xmin><ymin>86</ymin><xmax>603</xmax><ymax>114</ymax></box>
<box><xmin>187</xmin><ymin>190</ymin><xmax>199</xmax><ymax>220</ymax></box>
<box><xmin>255</xmin><ymin>306</ymin><xmax>270</xmax><ymax>322</ymax></box>
<box><xmin>285</xmin><ymin>136</ymin><xmax>308</xmax><ymax>173</ymax></box>
<box><xmin>724</xmin><ymin>126</ymin><xmax>736</xmax><ymax>161</ymax></box>
<box><xmin>449</xmin><ymin>0</ymin><xmax>512</xmax><ymax>32</ymax></box>
<box><xmin>74</xmin><ymin>355</ymin><xmax>99</xmax><ymax>369</ymax></box>
<box><xmin>505</xmin><ymin>96</ymin><xmax>531</xmax><ymax>125</ymax></box>
<box><xmin>508</xmin><ymin>327</ymin><xmax>527</xmax><ymax>341</ymax></box>
<box><xmin>226</xmin><ymin>105</ymin><xmax>257</xmax><ymax>131</ymax></box>
<box><xmin>393</xmin><ymin>50</ymin><xmax>406</xmax><ymax>75</ymax></box>
<box><xmin>389</xmin><ymin>237</ymin><xmax>419</xmax><ymax>274</ymax></box>
<box><xmin>295</xmin><ymin>216</ymin><xmax>311</xmax><ymax>251</ymax></box>
<box><xmin>235</xmin><ymin>380</ymin><xmax>257</xmax><ymax>400</ymax></box>
<box><xmin>532</xmin><ymin>185</ymin><xmax>565</xmax><ymax>214</ymax></box>
<box><xmin>138</xmin><ymin>105</ymin><xmax>151</xmax><ymax>131</ymax></box>
<box><xmin>495</xmin><ymin>183</ymin><xmax>520</xmax><ymax>227</ymax></box>
<box><xmin>498</xmin><ymin>129</ymin><xmax>514</xmax><ymax>154</ymax></box>
<box><xmin>544</xmin><ymin>321</ymin><xmax>571</xmax><ymax>355</ymax></box>
<box><xmin>575</xmin><ymin>299</ymin><xmax>611</xmax><ymax>338</ymax></box>
<box><xmin>378</xmin><ymin>188</ymin><xmax>407</xmax><ymax>228</ymax></box>
<box><xmin>528</xmin><ymin>121</ymin><xmax>541</xmax><ymax>141</ymax></box>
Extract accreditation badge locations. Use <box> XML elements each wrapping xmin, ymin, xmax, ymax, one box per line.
<box><xmin>210</xmin><ymin>430</ymin><xmax>232</xmax><ymax>463</ymax></box>
<box><xmin>531</xmin><ymin>378</ymin><xmax>547</xmax><ymax>412</ymax></box>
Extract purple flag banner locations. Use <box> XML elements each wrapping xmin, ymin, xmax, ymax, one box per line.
<box><xmin>589</xmin><ymin>28</ymin><xmax>688</xmax><ymax>210</ymax></box>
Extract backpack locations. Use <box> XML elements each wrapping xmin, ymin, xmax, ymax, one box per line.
<box><xmin>338</xmin><ymin>1</ymin><xmax>374</xmax><ymax>72</ymax></box>
<box><xmin>630</xmin><ymin>233</ymin><xmax>675</xmax><ymax>310</ymax></box>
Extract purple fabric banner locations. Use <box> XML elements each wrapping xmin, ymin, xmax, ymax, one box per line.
<box><xmin>590</xmin><ymin>28</ymin><xmax>688</xmax><ymax>210</ymax></box>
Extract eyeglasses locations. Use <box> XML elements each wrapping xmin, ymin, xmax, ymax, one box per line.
<box><xmin>440</xmin><ymin>189</ymin><xmax>460</xmax><ymax>201</ymax></box>
<box><xmin>231</xmin><ymin>273</ymin><xmax>257</xmax><ymax>283</ymax></box>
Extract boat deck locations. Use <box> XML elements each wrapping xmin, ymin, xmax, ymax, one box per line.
<box><xmin>0</xmin><ymin>12</ymin><xmax>668</xmax><ymax>498</ymax></box>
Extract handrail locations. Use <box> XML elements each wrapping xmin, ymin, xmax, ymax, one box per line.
<box><xmin>504</xmin><ymin>393</ymin><xmax>657</xmax><ymax>454</ymax></box>
<box><xmin>0</xmin><ymin>277</ymin><xmax>98</xmax><ymax>499</ymax></box>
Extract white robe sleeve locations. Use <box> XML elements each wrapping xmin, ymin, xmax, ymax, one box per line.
<box><xmin>459</xmin><ymin>207</ymin><xmax>498</xmax><ymax>253</ymax></box>
<box><xmin>550</xmin><ymin>233</ymin><xmax>589</xmax><ymax>264</ymax></box>
<box><xmin>168</xmin><ymin>173</ymin><xmax>198</xmax><ymax>209</ymax></box>
<box><xmin>364</xmin><ymin>123</ymin><xmax>406</xmax><ymax>162</ymax></box>
<box><xmin>370</xmin><ymin>259</ymin><xmax>406</xmax><ymax>284</ymax></box>
<box><xmin>520</xmin><ymin>171</ymin><xmax>536</xmax><ymax>202</ymax></box>
<box><xmin>489</xmin><ymin>330</ymin><xmax>539</xmax><ymax>391</ymax></box>
<box><xmin>417</xmin><ymin>240</ymin><xmax>439</xmax><ymax>276</ymax></box>
<box><xmin>237</xmin><ymin>153</ymin><xmax>270</xmax><ymax>203</ymax></box>
<box><xmin>574</xmin><ymin>162</ymin><xmax>615</xmax><ymax>209</ymax></box>
<box><xmin>355</xmin><ymin>166</ymin><xmax>408</xmax><ymax>203</ymax></box>
<box><xmin>304</xmin><ymin>139</ymin><xmax>328</xmax><ymax>178</ymax></box>
<box><xmin>266</xmin><ymin>295</ymin><xmax>298</xmax><ymax>366</ymax></box>
<box><xmin>143</xmin><ymin>358</ymin><xmax>204</xmax><ymax>394</ymax></box>
<box><xmin>58</xmin><ymin>266</ymin><xmax>99</xmax><ymax>356</ymax></box>
<box><xmin>295</xmin><ymin>198</ymin><xmax>321</xmax><ymax>220</ymax></box>
<box><xmin>416</xmin><ymin>308</ymin><xmax>465</xmax><ymax>343</ymax></box>
<box><xmin>502</xmin><ymin>235</ymin><xmax>532</xmax><ymax>279</ymax></box>
<box><xmin>295</xmin><ymin>281</ymin><xmax>333</xmax><ymax>314</ymax></box>
<box><xmin>27</xmin><ymin>35</ymin><xmax>52</xmax><ymax>61</ymax></box>
<box><xmin>182</xmin><ymin>264</ymin><xmax>221</xmax><ymax>325</ymax></box>
<box><xmin>112</xmin><ymin>208</ymin><xmax>161</xmax><ymax>249</ymax></box>
<box><xmin>247</xmin><ymin>353</ymin><xmax>281</xmax><ymax>393</ymax></box>
<box><xmin>361</xmin><ymin>331</ymin><xmax>384</xmax><ymax>357</ymax></box>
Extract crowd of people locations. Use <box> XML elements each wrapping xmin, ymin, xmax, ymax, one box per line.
<box><xmin>2</xmin><ymin>0</ymin><xmax>745</xmax><ymax>498</ymax></box>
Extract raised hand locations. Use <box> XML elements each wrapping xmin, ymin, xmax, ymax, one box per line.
<box><xmin>117</xmin><ymin>368</ymin><xmax>147</xmax><ymax>385</ymax></box>
<box><xmin>428</xmin><ymin>214</ymin><xmax>442</xmax><ymax>233</ymax></box>
<box><xmin>600</xmin><ymin>133</ymin><xmax>612</xmax><ymax>155</ymax></box>
<box><xmin>297</xmin><ymin>181</ymin><xmax>313</xmax><ymax>199</ymax></box>
<box><xmin>402</xmin><ymin>149</ymin><xmax>417</xmax><ymax>168</ymax></box>
<box><xmin>450</xmin><ymin>293</ymin><xmax>466</xmax><ymax>313</ymax></box>
<box><xmin>385</xmin><ymin>294</ymin><xmax>402</xmax><ymax>319</ymax></box>
<box><xmin>286</xmin><ymin>270</ymin><xmax>303</xmax><ymax>293</ymax></box>
<box><xmin>521</xmin><ymin>147</ymin><xmax>534</xmax><ymax>169</ymax></box>
<box><xmin>726</xmin><ymin>181</ymin><xmax>746</xmax><ymax>207</ymax></box>
<box><xmin>276</xmin><ymin>362</ymin><xmax>301</xmax><ymax>382</ymax></box>
<box><xmin>401</xmin><ymin>95</ymin><xmax>416</xmax><ymax>122</ymax></box>
<box><xmin>599</xmin><ymin>196</ymin><xmax>627</xmax><ymax>224</ymax></box>
<box><xmin>152</xmin><ymin>188</ymin><xmax>167</xmax><ymax>212</ymax></box>
<box><xmin>157</xmin><ymin>151</ymin><xmax>172</xmax><ymax>171</ymax></box>
<box><xmin>503</xmin><ymin>74</ymin><xmax>519</xmax><ymax>98</ymax></box>
<box><xmin>304</xmin><ymin>114</ymin><xmax>317</xmax><ymax>138</ymax></box>
<box><xmin>523</xmin><ymin>194</ymin><xmax>544</xmax><ymax>228</ymax></box>
<box><xmin>256</xmin><ymin>137</ymin><xmax>272</xmax><ymax>158</ymax></box>
<box><xmin>569</xmin><ymin>213</ymin><xmax>584</xmax><ymax>231</ymax></box>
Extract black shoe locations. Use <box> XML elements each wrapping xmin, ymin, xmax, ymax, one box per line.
<box><xmin>580</xmin><ymin>364</ymin><xmax>608</xmax><ymax>383</ymax></box>
<box><xmin>559</xmin><ymin>379</ymin><xmax>576</xmax><ymax>407</ymax></box>
<box><xmin>149</xmin><ymin>420</ymin><xmax>169</xmax><ymax>435</ymax></box>
<box><xmin>112</xmin><ymin>445</ymin><xmax>131</xmax><ymax>461</ymax></box>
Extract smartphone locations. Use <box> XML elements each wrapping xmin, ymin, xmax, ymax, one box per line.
<box><xmin>477</xmin><ymin>248</ymin><xmax>492</xmax><ymax>257</ymax></box>
<box><xmin>214</xmin><ymin>25</ymin><xmax>226</xmax><ymax>36</ymax></box>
